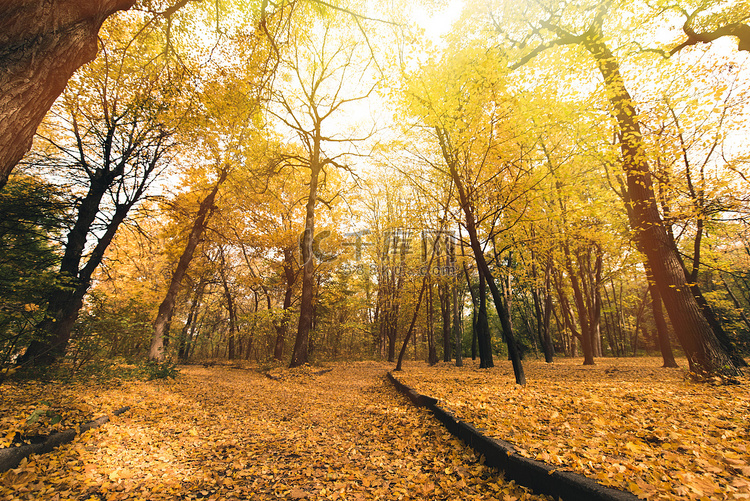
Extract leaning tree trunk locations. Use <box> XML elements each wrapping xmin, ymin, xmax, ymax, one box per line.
<box><xmin>149</xmin><ymin>168</ymin><xmax>228</xmax><ymax>361</ymax></box>
<box><xmin>0</xmin><ymin>0</ymin><xmax>135</xmax><ymax>189</ymax></box>
<box><xmin>19</xmin><ymin>173</ymin><xmax>137</xmax><ymax>366</ymax></box>
<box><xmin>582</xmin><ymin>31</ymin><xmax>741</xmax><ymax>377</ymax></box>
<box><xmin>436</xmin><ymin>127</ymin><xmax>525</xmax><ymax>385</ymax></box>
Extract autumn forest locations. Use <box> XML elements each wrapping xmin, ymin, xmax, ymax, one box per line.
<box><xmin>1</xmin><ymin>0</ymin><xmax>749</xmax><ymax>500</ymax></box>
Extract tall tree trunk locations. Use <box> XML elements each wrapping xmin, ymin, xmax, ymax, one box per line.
<box><xmin>563</xmin><ymin>241</ymin><xmax>594</xmax><ymax>365</ymax></box>
<box><xmin>463</xmin><ymin>262</ymin><xmax>479</xmax><ymax>361</ymax></box>
<box><xmin>476</xmin><ymin>269</ymin><xmax>493</xmax><ymax>368</ymax></box>
<box><xmin>580</xmin><ymin>20</ymin><xmax>740</xmax><ymax>376</ymax></box>
<box><xmin>0</xmin><ymin>0</ymin><xmax>135</xmax><ymax>188</ymax></box>
<box><xmin>541</xmin><ymin>258</ymin><xmax>555</xmax><ymax>362</ymax></box>
<box><xmin>149</xmin><ymin>168</ymin><xmax>228</xmax><ymax>361</ymax></box>
<box><xmin>439</xmin><ymin>281</ymin><xmax>452</xmax><ymax>361</ymax></box>
<box><xmin>290</xmin><ymin>153</ymin><xmax>322</xmax><ymax>367</ymax></box>
<box><xmin>427</xmin><ymin>276</ymin><xmax>438</xmax><ymax>365</ymax></box>
<box><xmin>219</xmin><ymin>261</ymin><xmax>237</xmax><ymax>360</ymax></box>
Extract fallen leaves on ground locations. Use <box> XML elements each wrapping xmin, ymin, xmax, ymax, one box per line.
<box><xmin>0</xmin><ymin>378</ymin><xmax>134</xmax><ymax>448</ymax></box>
<box><xmin>1</xmin><ymin>362</ymin><xmax>550</xmax><ymax>500</ymax></box>
<box><xmin>396</xmin><ymin>357</ymin><xmax>750</xmax><ymax>501</ymax></box>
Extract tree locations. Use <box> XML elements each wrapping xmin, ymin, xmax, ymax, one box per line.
<box><xmin>270</xmin><ymin>8</ymin><xmax>376</xmax><ymax>368</ymax></box>
<box><xmin>148</xmin><ymin>167</ymin><xmax>229</xmax><ymax>361</ymax></box>
<box><xmin>489</xmin><ymin>0</ymin><xmax>742</xmax><ymax>377</ymax></box>
<box><xmin>0</xmin><ymin>0</ymin><xmax>137</xmax><ymax>188</ymax></box>
<box><xmin>403</xmin><ymin>41</ymin><xmax>534</xmax><ymax>384</ymax></box>
<box><xmin>18</xmin><ymin>16</ymin><xmax>180</xmax><ymax>366</ymax></box>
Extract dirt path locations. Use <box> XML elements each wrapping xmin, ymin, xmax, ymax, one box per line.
<box><xmin>1</xmin><ymin>362</ymin><xmax>547</xmax><ymax>500</ymax></box>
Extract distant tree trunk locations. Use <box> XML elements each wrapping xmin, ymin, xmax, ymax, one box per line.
<box><xmin>453</xmin><ymin>278</ymin><xmax>462</xmax><ymax>367</ymax></box>
<box><xmin>471</xmin><ymin>311</ymin><xmax>478</xmax><ymax>360</ymax></box>
<box><xmin>178</xmin><ymin>278</ymin><xmax>207</xmax><ymax>362</ymax></box>
<box><xmin>647</xmin><ymin>271</ymin><xmax>678</xmax><ymax>368</ymax></box>
<box><xmin>0</xmin><ymin>0</ymin><xmax>136</xmax><ymax>189</ymax></box>
<box><xmin>438</xmin><ymin>281</ymin><xmax>451</xmax><ymax>362</ymax></box>
<box><xmin>219</xmin><ymin>258</ymin><xmax>237</xmax><ymax>360</ymax></box>
<box><xmin>149</xmin><ymin>168</ymin><xmax>228</xmax><ymax>361</ymax></box>
<box><xmin>395</xmin><ymin>222</ymin><xmax>444</xmax><ymax>371</ymax></box>
<box><xmin>722</xmin><ymin>275</ymin><xmax>750</xmax><ymax>332</ymax></box>
<box><xmin>273</xmin><ymin>247</ymin><xmax>297</xmax><ymax>361</ymax></box>
<box><xmin>631</xmin><ymin>289</ymin><xmax>649</xmax><ymax>356</ymax></box>
<box><xmin>539</xmin><ymin>258</ymin><xmax>555</xmax><ymax>363</ymax></box>
<box><xmin>426</xmin><ymin>277</ymin><xmax>438</xmax><ymax>365</ymax></box>
<box><xmin>476</xmin><ymin>270</ymin><xmax>493</xmax><ymax>368</ymax></box>
<box><xmin>463</xmin><ymin>263</ymin><xmax>479</xmax><ymax>361</ymax></box>
<box><xmin>602</xmin><ymin>283</ymin><xmax>619</xmax><ymax>356</ymax></box>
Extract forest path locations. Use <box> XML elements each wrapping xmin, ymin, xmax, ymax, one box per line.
<box><xmin>1</xmin><ymin>362</ymin><xmax>546</xmax><ymax>500</ymax></box>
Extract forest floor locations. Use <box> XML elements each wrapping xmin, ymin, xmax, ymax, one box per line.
<box><xmin>0</xmin><ymin>361</ymin><xmax>546</xmax><ymax>501</ymax></box>
<box><xmin>1</xmin><ymin>357</ymin><xmax>748</xmax><ymax>501</ymax></box>
<box><xmin>397</xmin><ymin>356</ymin><xmax>750</xmax><ymax>501</ymax></box>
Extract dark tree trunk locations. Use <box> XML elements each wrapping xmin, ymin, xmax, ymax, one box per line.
<box><xmin>273</xmin><ymin>247</ymin><xmax>297</xmax><ymax>361</ymax></box>
<box><xmin>426</xmin><ymin>277</ymin><xmax>438</xmax><ymax>365</ymax></box>
<box><xmin>395</xmin><ymin>222</ymin><xmax>444</xmax><ymax>371</ymax></box>
<box><xmin>291</xmin><ymin>156</ymin><xmax>322</xmax><ymax>367</ymax></box>
<box><xmin>436</xmin><ymin>127</ymin><xmax>525</xmax><ymax>385</ymax></box>
<box><xmin>19</xmin><ymin>172</ymin><xmax>140</xmax><ymax>365</ymax></box>
<box><xmin>531</xmin><ymin>258</ymin><xmax>555</xmax><ymax>364</ymax></box>
<box><xmin>219</xmin><ymin>260</ymin><xmax>237</xmax><ymax>361</ymax></box>
<box><xmin>178</xmin><ymin>278</ymin><xmax>207</xmax><ymax>362</ymax></box>
<box><xmin>563</xmin><ymin>242</ymin><xmax>595</xmax><ymax>365</ymax></box>
<box><xmin>0</xmin><ymin>0</ymin><xmax>135</xmax><ymax>188</ymax></box>
<box><xmin>463</xmin><ymin>262</ymin><xmax>479</xmax><ymax>361</ymax></box>
<box><xmin>453</xmin><ymin>279</ymin><xmax>463</xmax><ymax>367</ymax></box>
<box><xmin>149</xmin><ymin>168</ymin><xmax>228</xmax><ymax>361</ymax></box>
<box><xmin>439</xmin><ymin>282</ymin><xmax>451</xmax><ymax>362</ymax></box>
<box><xmin>646</xmin><ymin>271</ymin><xmax>678</xmax><ymax>368</ymax></box>
<box><xmin>581</xmin><ymin>24</ymin><xmax>740</xmax><ymax>376</ymax></box>
<box><xmin>541</xmin><ymin>259</ymin><xmax>555</xmax><ymax>362</ymax></box>
<box><xmin>476</xmin><ymin>270</ymin><xmax>493</xmax><ymax>368</ymax></box>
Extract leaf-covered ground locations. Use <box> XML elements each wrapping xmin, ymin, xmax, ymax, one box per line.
<box><xmin>0</xmin><ymin>362</ymin><xmax>548</xmax><ymax>500</ymax></box>
<box><xmin>396</xmin><ymin>357</ymin><xmax>750</xmax><ymax>501</ymax></box>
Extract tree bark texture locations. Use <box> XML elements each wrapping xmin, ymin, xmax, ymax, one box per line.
<box><xmin>476</xmin><ymin>270</ymin><xmax>493</xmax><ymax>368</ymax></box>
<box><xmin>0</xmin><ymin>0</ymin><xmax>135</xmax><ymax>188</ymax></box>
<box><xmin>452</xmin><ymin>279</ymin><xmax>462</xmax><ymax>367</ymax></box>
<box><xmin>646</xmin><ymin>270</ymin><xmax>678</xmax><ymax>368</ymax></box>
